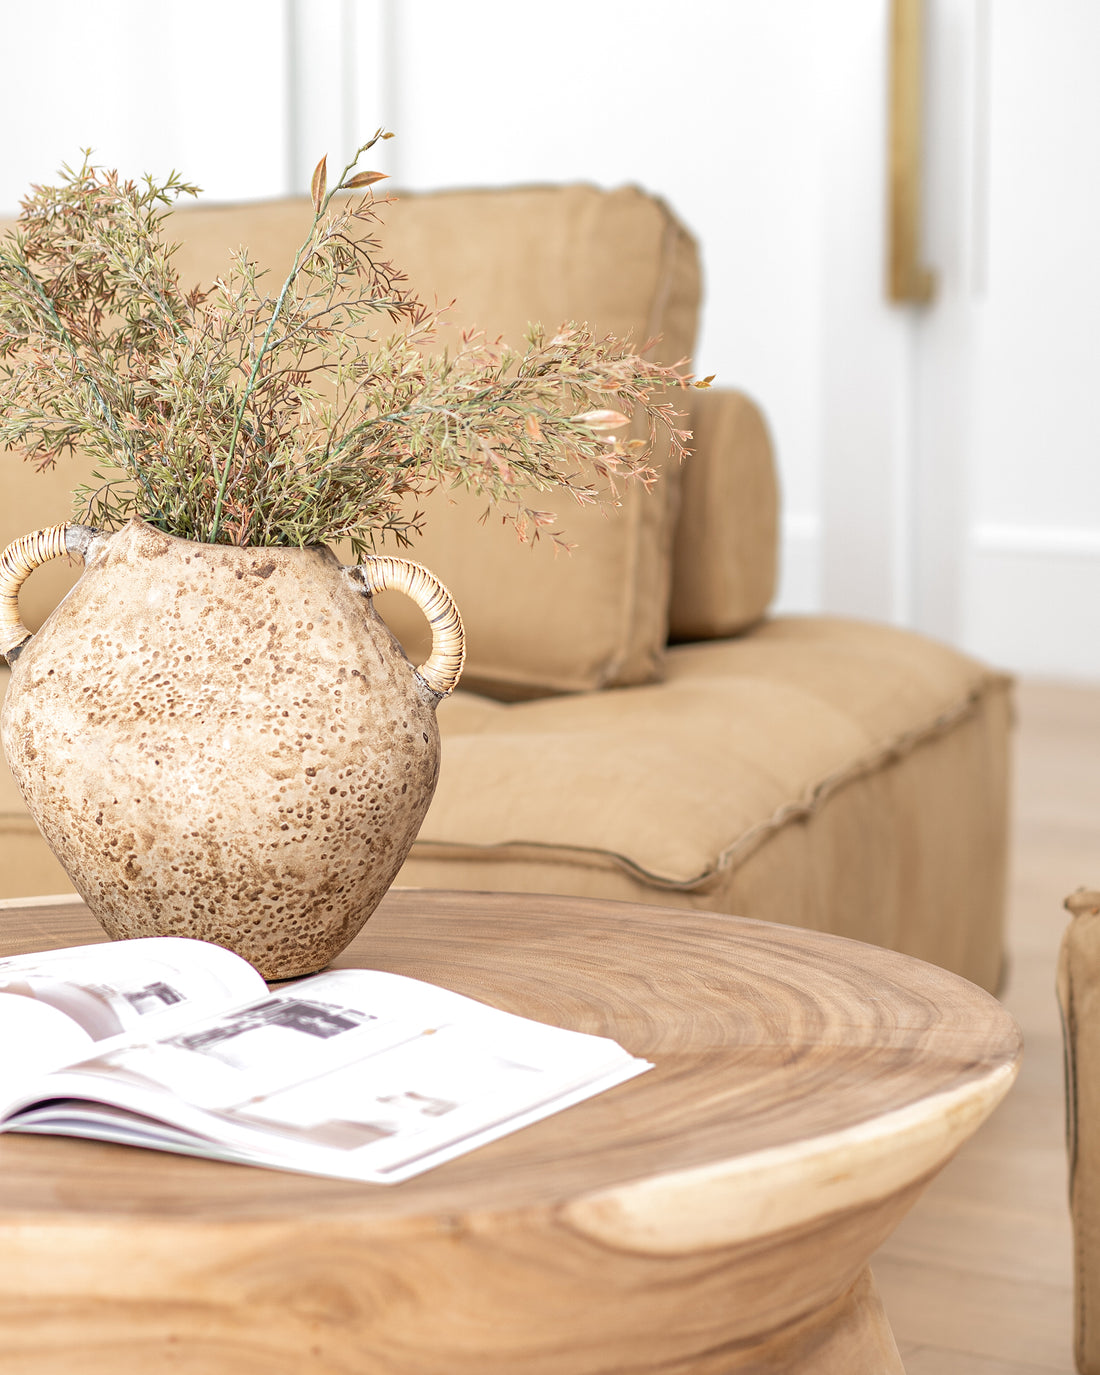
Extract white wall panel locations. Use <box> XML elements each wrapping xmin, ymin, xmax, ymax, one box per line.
<box><xmin>383</xmin><ymin>0</ymin><xmax>828</xmax><ymax>614</ymax></box>
<box><xmin>777</xmin><ymin>514</ymin><xmax>823</xmax><ymax>617</ymax></box>
<box><xmin>964</xmin><ymin>541</ymin><xmax>1100</xmax><ymax>681</ymax></box>
<box><xmin>285</xmin><ymin>0</ymin><xmax>391</xmax><ymax>196</ymax></box>
<box><xmin>816</xmin><ymin>0</ymin><xmax>913</xmax><ymax>626</ymax></box>
<box><xmin>0</xmin><ymin>0</ymin><xmax>288</xmax><ymax>210</ymax></box>
<box><xmin>908</xmin><ymin>0</ymin><xmax>984</xmax><ymax>647</ymax></box>
<box><xmin>958</xmin><ymin>1</ymin><xmax>1100</xmax><ymax>676</ymax></box>
<box><xmin>970</xmin><ymin>1</ymin><xmax>1100</xmax><ymax>530</ymax></box>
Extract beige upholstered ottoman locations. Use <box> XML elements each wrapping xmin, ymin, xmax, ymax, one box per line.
<box><xmin>402</xmin><ymin>617</ymin><xmax>1011</xmax><ymax>993</ymax></box>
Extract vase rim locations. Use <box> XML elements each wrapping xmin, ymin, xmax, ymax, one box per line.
<box><xmin>104</xmin><ymin>516</ymin><xmax>341</xmax><ymax>563</ymax></box>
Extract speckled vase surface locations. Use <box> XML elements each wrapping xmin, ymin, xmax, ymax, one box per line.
<box><xmin>0</xmin><ymin>518</ymin><xmax>465</xmax><ymax>978</ymax></box>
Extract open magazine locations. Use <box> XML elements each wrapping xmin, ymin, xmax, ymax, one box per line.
<box><xmin>0</xmin><ymin>937</ymin><xmax>651</xmax><ymax>1183</ymax></box>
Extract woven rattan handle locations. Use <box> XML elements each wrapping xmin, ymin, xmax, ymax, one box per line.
<box><xmin>0</xmin><ymin>524</ymin><xmax>98</xmax><ymax>664</ymax></box>
<box><xmin>357</xmin><ymin>556</ymin><xmax>465</xmax><ymax>697</ymax></box>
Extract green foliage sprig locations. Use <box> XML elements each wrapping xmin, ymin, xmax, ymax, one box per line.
<box><xmin>0</xmin><ymin>134</ymin><xmax>703</xmax><ymax>555</ymax></box>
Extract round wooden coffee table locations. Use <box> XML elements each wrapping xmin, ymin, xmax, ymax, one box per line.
<box><xmin>0</xmin><ymin>889</ymin><xmax>1019</xmax><ymax>1374</ymax></box>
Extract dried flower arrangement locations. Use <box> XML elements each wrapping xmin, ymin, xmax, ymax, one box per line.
<box><xmin>0</xmin><ymin>131</ymin><xmax>705</xmax><ymax>556</ymax></box>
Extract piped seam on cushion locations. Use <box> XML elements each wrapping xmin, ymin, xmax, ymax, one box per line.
<box><xmin>411</xmin><ymin>672</ymin><xmax>1014</xmax><ymax>889</ymax></box>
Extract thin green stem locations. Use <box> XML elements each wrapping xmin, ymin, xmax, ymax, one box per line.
<box><xmin>209</xmin><ymin>227</ymin><xmax>318</xmax><ymax>542</ymax></box>
<box><xmin>208</xmin><ymin>133</ymin><xmax>390</xmax><ymax>544</ymax></box>
<box><xmin>12</xmin><ymin>261</ymin><xmax>130</xmax><ymax>452</ymax></box>
<box><xmin>10</xmin><ymin>260</ymin><xmax>168</xmax><ymax>519</ymax></box>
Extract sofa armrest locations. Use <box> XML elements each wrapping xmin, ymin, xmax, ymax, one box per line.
<box><xmin>667</xmin><ymin>386</ymin><xmax>779</xmax><ymax>643</ymax></box>
<box><xmin>1059</xmin><ymin>888</ymin><xmax>1100</xmax><ymax>1373</ymax></box>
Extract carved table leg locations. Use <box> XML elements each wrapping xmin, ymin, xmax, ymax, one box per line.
<box><xmin>724</xmin><ymin>1267</ymin><xmax>904</xmax><ymax>1374</ymax></box>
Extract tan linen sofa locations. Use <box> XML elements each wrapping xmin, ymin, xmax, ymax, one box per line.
<box><xmin>1059</xmin><ymin>889</ymin><xmax>1100</xmax><ymax>1371</ymax></box>
<box><xmin>0</xmin><ymin>184</ymin><xmax>1013</xmax><ymax>991</ymax></box>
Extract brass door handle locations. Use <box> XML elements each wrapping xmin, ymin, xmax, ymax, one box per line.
<box><xmin>888</xmin><ymin>0</ymin><xmax>937</xmax><ymax>305</ymax></box>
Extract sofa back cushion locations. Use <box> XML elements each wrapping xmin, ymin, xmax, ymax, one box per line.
<box><xmin>362</xmin><ymin>184</ymin><xmax>700</xmax><ymax>696</ymax></box>
<box><xmin>174</xmin><ymin>185</ymin><xmax>701</xmax><ymax>697</ymax></box>
<box><xmin>668</xmin><ymin>387</ymin><xmax>779</xmax><ymax>642</ymax></box>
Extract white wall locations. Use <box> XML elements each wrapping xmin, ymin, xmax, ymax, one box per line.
<box><xmin>1</xmin><ymin>0</ymin><xmax>1098</xmax><ymax>679</ymax></box>
<box><xmin>0</xmin><ymin>0</ymin><xmax>290</xmax><ymax>205</ymax></box>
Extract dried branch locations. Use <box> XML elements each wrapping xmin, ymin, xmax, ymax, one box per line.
<box><xmin>0</xmin><ymin>137</ymin><xmax>703</xmax><ymax>556</ymax></box>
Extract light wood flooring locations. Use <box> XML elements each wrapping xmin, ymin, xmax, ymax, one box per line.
<box><xmin>873</xmin><ymin>678</ymin><xmax>1099</xmax><ymax>1373</ymax></box>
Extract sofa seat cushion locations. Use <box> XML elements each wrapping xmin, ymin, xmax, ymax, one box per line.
<box><xmin>417</xmin><ymin>616</ymin><xmax>1008</xmax><ymax>887</ymax></box>
<box><xmin>402</xmin><ymin>616</ymin><xmax>1012</xmax><ymax>991</ymax></box>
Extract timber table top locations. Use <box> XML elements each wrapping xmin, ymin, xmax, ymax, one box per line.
<box><xmin>0</xmin><ymin>888</ymin><xmax>1019</xmax><ymax>1228</ymax></box>
<box><xmin>0</xmin><ymin>889</ymin><xmax>1021</xmax><ymax>1374</ymax></box>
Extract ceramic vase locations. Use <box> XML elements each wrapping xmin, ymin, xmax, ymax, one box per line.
<box><xmin>0</xmin><ymin>518</ymin><xmax>464</xmax><ymax>979</ymax></box>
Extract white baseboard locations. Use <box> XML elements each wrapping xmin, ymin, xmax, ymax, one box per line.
<box><xmin>972</xmin><ymin>524</ymin><xmax>1100</xmax><ymax>558</ymax></box>
<box><xmin>963</xmin><ymin>528</ymin><xmax>1100</xmax><ymax>680</ymax></box>
<box><xmin>765</xmin><ymin>516</ymin><xmax>1100</xmax><ymax>681</ymax></box>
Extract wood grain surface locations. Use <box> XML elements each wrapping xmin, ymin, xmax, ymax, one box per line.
<box><xmin>0</xmin><ymin>889</ymin><xmax>1020</xmax><ymax>1374</ymax></box>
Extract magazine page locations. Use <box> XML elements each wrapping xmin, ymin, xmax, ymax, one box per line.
<box><xmin>0</xmin><ymin>993</ymin><xmax>96</xmax><ymax>1099</ymax></box>
<box><xmin>0</xmin><ymin>937</ymin><xmax>269</xmax><ymax>1107</ymax></box>
<box><xmin>4</xmin><ymin>968</ymin><xmax>652</xmax><ymax>1182</ymax></box>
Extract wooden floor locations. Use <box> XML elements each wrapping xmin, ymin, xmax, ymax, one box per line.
<box><xmin>873</xmin><ymin>678</ymin><xmax>1098</xmax><ymax>1374</ymax></box>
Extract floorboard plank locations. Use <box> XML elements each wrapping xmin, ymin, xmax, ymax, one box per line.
<box><xmin>875</xmin><ymin>1257</ymin><xmax>1072</xmax><ymax>1370</ymax></box>
<box><xmin>898</xmin><ymin>1343</ymin><xmax>1072</xmax><ymax>1375</ymax></box>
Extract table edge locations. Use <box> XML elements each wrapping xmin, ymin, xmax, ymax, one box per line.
<box><xmin>562</xmin><ymin>1059</ymin><xmax>1019</xmax><ymax>1254</ymax></box>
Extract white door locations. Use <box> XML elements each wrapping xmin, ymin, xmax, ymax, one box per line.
<box><xmin>814</xmin><ymin>0</ymin><xmax>1100</xmax><ymax>678</ymax></box>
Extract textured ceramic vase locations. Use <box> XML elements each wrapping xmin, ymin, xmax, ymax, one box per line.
<box><xmin>0</xmin><ymin>519</ymin><xmax>465</xmax><ymax>978</ymax></box>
